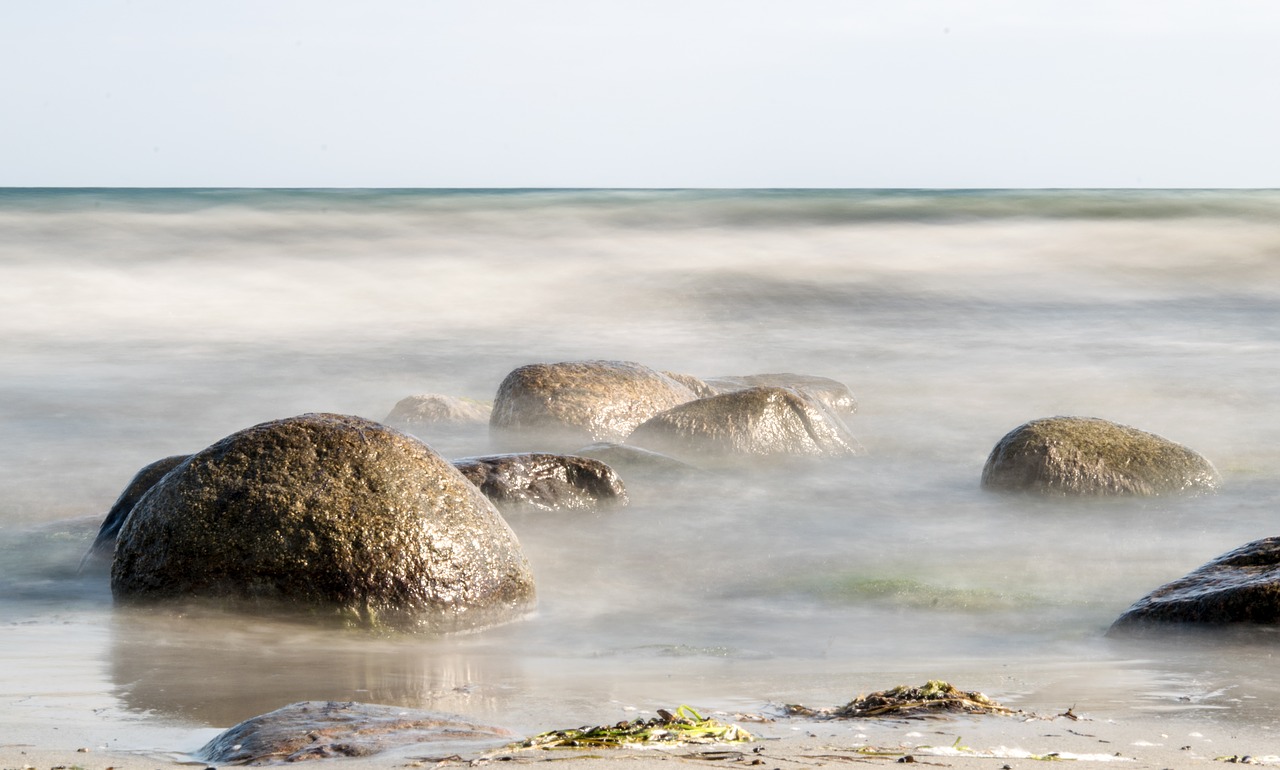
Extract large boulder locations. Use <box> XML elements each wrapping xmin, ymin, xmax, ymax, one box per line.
<box><xmin>111</xmin><ymin>413</ymin><xmax>536</xmax><ymax>632</ymax></box>
<box><xmin>198</xmin><ymin>701</ymin><xmax>512</xmax><ymax>764</ymax></box>
<box><xmin>981</xmin><ymin>417</ymin><xmax>1220</xmax><ymax>496</ymax></box>
<box><xmin>383</xmin><ymin>394</ymin><xmax>492</xmax><ymax>430</ymax></box>
<box><xmin>79</xmin><ymin>454</ymin><xmax>190</xmax><ymax>572</ymax></box>
<box><xmin>452</xmin><ymin>453</ymin><xmax>628</xmax><ymax>512</ymax></box>
<box><xmin>626</xmin><ymin>386</ymin><xmax>863</xmax><ymax>462</ymax></box>
<box><xmin>490</xmin><ymin>360</ymin><xmax>698</xmax><ymax>449</ymax></box>
<box><xmin>697</xmin><ymin>373</ymin><xmax>857</xmax><ymax>415</ymax></box>
<box><xmin>1109</xmin><ymin>537</ymin><xmax>1280</xmax><ymax>633</ymax></box>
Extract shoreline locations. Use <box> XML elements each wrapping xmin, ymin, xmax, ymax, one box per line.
<box><xmin>3</xmin><ymin>706</ymin><xmax>1276</xmax><ymax>770</ymax></box>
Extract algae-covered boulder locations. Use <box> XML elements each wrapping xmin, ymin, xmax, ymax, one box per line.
<box><xmin>384</xmin><ymin>394</ymin><xmax>491</xmax><ymax>429</ymax></box>
<box><xmin>80</xmin><ymin>454</ymin><xmax>190</xmax><ymax>572</ymax></box>
<box><xmin>198</xmin><ymin>701</ymin><xmax>512</xmax><ymax>764</ymax></box>
<box><xmin>981</xmin><ymin>417</ymin><xmax>1219</xmax><ymax>496</ymax></box>
<box><xmin>452</xmin><ymin>453</ymin><xmax>628</xmax><ymax>512</ymax></box>
<box><xmin>111</xmin><ymin>413</ymin><xmax>536</xmax><ymax>632</ymax></box>
<box><xmin>626</xmin><ymin>386</ymin><xmax>863</xmax><ymax>462</ymax></box>
<box><xmin>490</xmin><ymin>360</ymin><xmax>698</xmax><ymax>449</ymax></box>
<box><xmin>698</xmin><ymin>373</ymin><xmax>857</xmax><ymax>415</ymax></box>
<box><xmin>1109</xmin><ymin>537</ymin><xmax>1280</xmax><ymax>633</ymax></box>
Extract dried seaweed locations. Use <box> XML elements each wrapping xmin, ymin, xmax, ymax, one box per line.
<box><xmin>785</xmin><ymin>680</ymin><xmax>1015</xmax><ymax>719</ymax></box>
<box><xmin>515</xmin><ymin>706</ymin><xmax>754</xmax><ymax>749</ymax></box>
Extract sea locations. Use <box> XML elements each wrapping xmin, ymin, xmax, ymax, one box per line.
<box><xmin>2</xmin><ymin>188</ymin><xmax>1279</xmax><ymax>753</ymax></box>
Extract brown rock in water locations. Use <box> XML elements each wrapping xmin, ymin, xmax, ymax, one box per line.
<box><xmin>384</xmin><ymin>394</ymin><xmax>492</xmax><ymax>428</ymax></box>
<box><xmin>198</xmin><ymin>701</ymin><xmax>512</xmax><ymax>764</ymax></box>
<box><xmin>698</xmin><ymin>373</ymin><xmax>858</xmax><ymax>415</ymax></box>
<box><xmin>626</xmin><ymin>386</ymin><xmax>863</xmax><ymax>462</ymax></box>
<box><xmin>80</xmin><ymin>454</ymin><xmax>191</xmax><ymax>572</ymax></box>
<box><xmin>1109</xmin><ymin>537</ymin><xmax>1280</xmax><ymax>633</ymax></box>
<box><xmin>452</xmin><ymin>453</ymin><xmax>628</xmax><ymax>512</ymax></box>
<box><xmin>111</xmin><ymin>413</ymin><xmax>536</xmax><ymax>632</ymax></box>
<box><xmin>490</xmin><ymin>360</ymin><xmax>698</xmax><ymax>449</ymax></box>
<box><xmin>981</xmin><ymin>416</ymin><xmax>1219</xmax><ymax>496</ymax></box>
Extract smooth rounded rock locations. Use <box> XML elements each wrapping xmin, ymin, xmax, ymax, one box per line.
<box><xmin>626</xmin><ymin>386</ymin><xmax>863</xmax><ymax>462</ymax></box>
<box><xmin>198</xmin><ymin>701</ymin><xmax>512</xmax><ymax>763</ymax></box>
<box><xmin>111</xmin><ymin>413</ymin><xmax>536</xmax><ymax>632</ymax></box>
<box><xmin>384</xmin><ymin>394</ymin><xmax>492</xmax><ymax>429</ymax></box>
<box><xmin>699</xmin><ymin>373</ymin><xmax>857</xmax><ymax>415</ymax></box>
<box><xmin>452</xmin><ymin>453</ymin><xmax>628</xmax><ymax>512</ymax></box>
<box><xmin>489</xmin><ymin>360</ymin><xmax>698</xmax><ymax>449</ymax></box>
<box><xmin>1109</xmin><ymin>537</ymin><xmax>1280</xmax><ymax>633</ymax></box>
<box><xmin>80</xmin><ymin>454</ymin><xmax>190</xmax><ymax>572</ymax></box>
<box><xmin>981</xmin><ymin>417</ymin><xmax>1220</xmax><ymax>496</ymax></box>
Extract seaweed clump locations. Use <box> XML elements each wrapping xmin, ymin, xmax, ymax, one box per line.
<box><xmin>786</xmin><ymin>680</ymin><xmax>1015</xmax><ymax>719</ymax></box>
<box><xmin>515</xmin><ymin>706</ymin><xmax>753</xmax><ymax>749</ymax></box>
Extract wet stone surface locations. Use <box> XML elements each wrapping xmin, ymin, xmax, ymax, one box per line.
<box><xmin>981</xmin><ymin>416</ymin><xmax>1220</xmax><ymax>496</ymax></box>
<box><xmin>111</xmin><ymin>413</ymin><xmax>536</xmax><ymax>632</ymax></box>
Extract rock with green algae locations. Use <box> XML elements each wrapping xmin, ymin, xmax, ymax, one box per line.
<box><xmin>981</xmin><ymin>416</ymin><xmax>1219</xmax><ymax>496</ymax></box>
<box><xmin>489</xmin><ymin>360</ymin><xmax>699</xmax><ymax>450</ymax></box>
<box><xmin>626</xmin><ymin>386</ymin><xmax>863</xmax><ymax>463</ymax></box>
<box><xmin>1109</xmin><ymin>536</ymin><xmax>1280</xmax><ymax>632</ymax></box>
<box><xmin>111</xmin><ymin>413</ymin><xmax>536</xmax><ymax>633</ymax></box>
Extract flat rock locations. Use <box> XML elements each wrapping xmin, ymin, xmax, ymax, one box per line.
<box><xmin>452</xmin><ymin>453</ymin><xmax>628</xmax><ymax>512</ymax></box>
<box><xmin>1109</xmin><ymin>537</ymin><xmax>1280</xmax><ymax>632</ymax></box>
<box><xmin>981</xmin><ymin>416</ymin><xmax>1220</xmax><ymax>496</ymax></box>
<box><xmin>197</xmin><ymin>701</ymin><xmax>512</xmax><ymax>764</ymax></box>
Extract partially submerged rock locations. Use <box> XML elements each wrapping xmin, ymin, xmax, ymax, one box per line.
<box><xmin>1109</xmin><ymin>537</ymin><xmax>1280</xmax><ymax>632</ymax></box>
<box><xmin>573</xmin><ymin>442</ymin><xmax>699</xmax><ymax>478</ymax></box>
<box><xmin>785</xmin><ymin>680</ymin><xmax>1014</xmax><ymax>719</ymax></box>
<box><xmin>384</xmin><ymin>394</ymin><xmax>492</xmax><ymax>429</ymax></box>
<box><xmin>452</xmin><ymin>453</ymin><xmax>628</xmax><ymax>512</ymax></box>
<box><xmin>111</xmin><ymin>413</ymin><xmax>536</xmax><ymax>632</ymax></box>
<box><xmin>626</xmin><ymin>386</ymin><xmax>863</xmax><ymax>462</ymax></box>
<box><xmin>699</xmin><ymin>373</ymin><xmax>857</xmax><ymax>415</ymax></box>
<box><xmin>490</xmin><ymin>360</ymin><xmax>698</xmax><ymax>449</ymax></box>
<box><xmin>981</xmin><ymin>416</ymin><xmax>1220</xmax><ymax>496</ymax></box>
<box><xmin>198</xmin><ymin>701</ymin><xmax>512</xmax><ymax>764</ymax></box>
<box><xmin>79</xmin><ymin>454</ymin><xmax>190</xmax><ymax>572</ymax></box>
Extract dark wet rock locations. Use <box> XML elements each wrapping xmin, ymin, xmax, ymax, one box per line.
<box><xmin>981</xmin><ymin>416</ymin><xmax>1220</xmax><ymax>496</ymax></box>
<box><xmin>452</xmin><ymin>453</ymin><xmax>628</xmax><ymax>512</ymax></box>
<box><xmin>1109</xmin><ymin>537</ymin><xmax>1280</xmax><ymax>632</ymax></box>
<box><xmin>79</xmin><ymin>454</ymin><xmax>190</xmax><ymax>572</ymax></box>
<box><xmin>111</xmin><ymin>413</ymin><xmax>536</xmax><ymax>632</ymax></box>
<box><xmin>573</xmin><ymin>442</ymin><xmax>700</xmax><ymax>477</ymax></box>
<box><xmin>197</xmin><ymin>700</ymin><xmax>512</xmax><ymax>764</ymax></box>
<box><xmin>490</xmin><ymin>360</ymin><xmax>698</xmax><ymax>449</ymax></box>
<box><xmin>384</xmin><ymin>394</ymin><xmax>492</xmax><ymax>429</ymax></box>
<box><xmin>699</xmin><ymin>373</ymin><xmax>857</xmax><ymax>415</ymax></box>
<box><xmin>627</xmin><ymin>386</ymin><xmax>864</xmax><ymax>462</ymax></box>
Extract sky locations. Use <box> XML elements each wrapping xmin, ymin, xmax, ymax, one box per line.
<box><xmin>3</xmin><ymin>1</ymin><xmax>1278</xmax><ymax>188</ymax></box>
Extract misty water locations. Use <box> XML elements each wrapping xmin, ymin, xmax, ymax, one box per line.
<box><xmin>3</xmin><ymin>189</ymin><xmax>1280</xmax><ymax>750</ymax></box>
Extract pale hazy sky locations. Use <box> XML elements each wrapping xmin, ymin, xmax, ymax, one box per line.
<box><xmin>3</xmin><ymin>1</ymin><xmax>1277</xmax><ymax>188</ymax></box>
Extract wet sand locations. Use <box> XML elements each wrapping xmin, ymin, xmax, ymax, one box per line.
<box><xmin>3</xmin><ymin>706</ymin><xmax>1276</xmax><ymax>770</ymax></box>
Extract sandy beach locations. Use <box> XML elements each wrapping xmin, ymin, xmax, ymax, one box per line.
<box><xmin>3</xmin><ymin>704</ymin><xmax>1277</xmax><ymax>770</ymax></box>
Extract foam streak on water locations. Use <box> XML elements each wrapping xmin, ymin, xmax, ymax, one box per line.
<box><xmin>3</xmin><ymin>189</ymin><xmax>1280</xmax><ymax>746</ymax></box>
